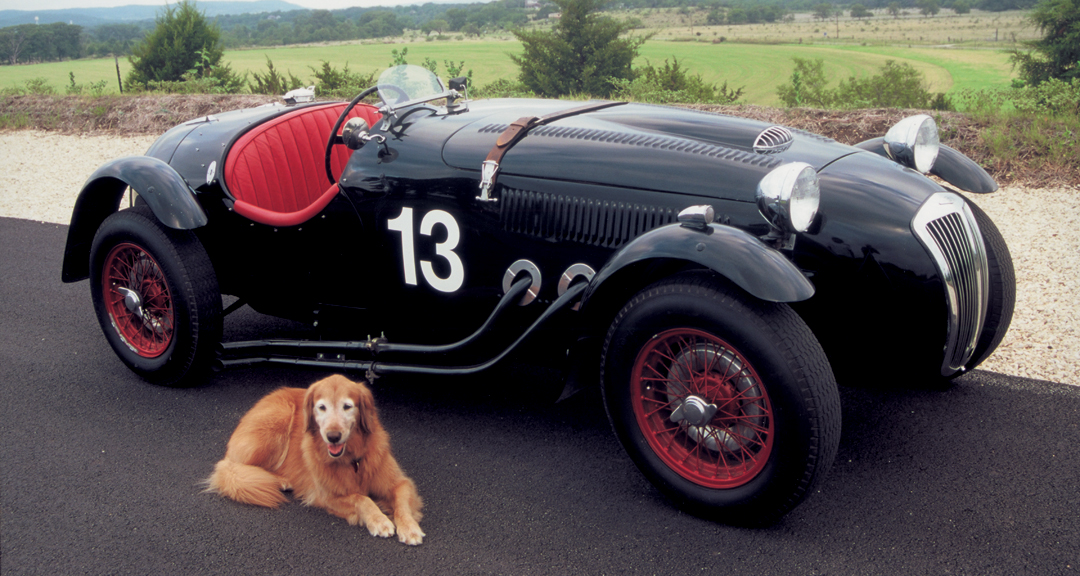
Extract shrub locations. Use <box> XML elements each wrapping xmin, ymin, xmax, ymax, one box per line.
<box><xmin>66</xmin><ymin>73</ymin><xmax>109</xmax><ymax>97</ymax></box>
<box><xmin>778</xmin><ymin>58</ymin><xmax>944</xmax><ymax>110</ymax></box>
<box><xmin>613</xmin><ymin>57</ymin><xmax>743</xmax><ymax>104</ymax></box>
<box><xmin>1010</xmin><ymin>76</ymin><xmax>1080</xmax><ymax>116</ymax></box>
<box><xmin>249</xmin><ymin>56</ymin><xmax>305</xmax><ymax>96</ymax></box>
<box><xmin>834</xmin><ymin>60</ymin><xmax>937</xmax><ymax>109</ymax></box>
<box><xmin>471</xmin><ymin>78</ymin><xmax>534</xmax><ymax>98</ymax></box>
<box><xmin>22</xmin><ymin>78</ymin><xmax>57</xmax><ymax>96</ymax></box>
<box><xmin>308</xmin><ymin>61</ymin><xmax>377</xmax><ymax>100</ymax></box>
<box><xmin>776</xmin><ymin>57</ymin><xmax>834</xmax><ymax>107</ymax></box>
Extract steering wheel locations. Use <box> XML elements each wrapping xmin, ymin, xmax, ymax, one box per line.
<box><xmin>324</xmin><ymin>86</ymin><xmax>378</xmax><ymax>185</ymax></box>
<box><xmin>377</xmin><ymin>83</ymin><xmax>411</xmax><ymax>106</ymax></box>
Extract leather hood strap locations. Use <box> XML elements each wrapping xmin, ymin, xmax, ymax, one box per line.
<box><xmin>478</xmin><ymin>101</ymin><xmax>626</xmax><ymax>201</ymax></box>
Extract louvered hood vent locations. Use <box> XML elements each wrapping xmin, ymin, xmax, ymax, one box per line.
<box><xmin>753</xmin><ymin>126</ymin><xmax>794</xmax><ymax>154</ymax></box>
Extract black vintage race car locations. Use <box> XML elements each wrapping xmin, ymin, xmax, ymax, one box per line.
<box><xmin>62</xmin><ymin>65</ymin><xmax>1014</xmax><ymax>525</ymax></box>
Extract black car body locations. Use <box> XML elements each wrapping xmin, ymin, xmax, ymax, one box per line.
<box><xmin>62</xmin><ymin>66</ymin><xmax>1014</xmax><ymax>525</ymax></box>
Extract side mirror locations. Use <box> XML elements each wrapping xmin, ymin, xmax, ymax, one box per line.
<box><xmin>449</xmin><ymin>77</ymin><xmax>468</xmax><ymax>92</ymax></box>
<box><xmin>341</xmin><ymin>117</ymin><xmax>371</xmax><ymax>150</ymax></box>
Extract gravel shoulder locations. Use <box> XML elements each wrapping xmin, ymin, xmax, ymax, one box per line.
<box><xmin>2</xmin><ymin>129</ymin><xmax>1076</xmax><ymax>386</ymax></box>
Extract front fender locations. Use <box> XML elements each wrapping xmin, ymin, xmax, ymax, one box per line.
<box><xmin>854</xmin><ymin>137</ymin><xmax>998</xmax><ymax>194</ymax></box>
<box><xmin>61</xmin><ymin>156</ymin><xmax>207</xmax><ymax>283</ymax></box>
<box><xmin>582</xmin><ymin>222</ymin><xmax>815</xmax><ymax>306</ymax></box>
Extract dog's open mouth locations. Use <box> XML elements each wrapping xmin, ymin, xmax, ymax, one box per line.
<box><xmin>327</xmin><ymin>442</ymin><xmax>345</xmax><ymax>458</ymax></box>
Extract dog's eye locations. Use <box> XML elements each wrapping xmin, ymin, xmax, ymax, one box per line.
<box><xmin>343</xmin><ymin>403</ymin><xmax>354</xmax><ymax>411</ymax></box>
<box><xmin>317</xmin><ymin>404</ymin><xmax>327</xmax><ymax>412</ymax></box>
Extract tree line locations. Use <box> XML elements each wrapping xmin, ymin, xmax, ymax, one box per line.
<box><xmin>1</xmin><ymin>0</ymin><xmax>1041</xmax><ymax>66</ymax></box>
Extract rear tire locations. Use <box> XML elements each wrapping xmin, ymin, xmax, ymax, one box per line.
<box><xmin>601</xmin><ymin>272</ymin><xmax>841</xmax><ymax>526</ymax></box>
<box><xmin>90</xmin><ymin>206</ymin><xmax>222</xmax><ymax>387</ymax></box>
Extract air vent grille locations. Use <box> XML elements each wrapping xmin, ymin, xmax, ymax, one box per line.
<box><xmin>753</xmin><ymin>126</ymin><xmax>794</xmax><ymax>154</ymax></box>
<box><xmin>501</xmin><ymin>188</ymin><xmax>679</xmax><ymax>248</ymax></box>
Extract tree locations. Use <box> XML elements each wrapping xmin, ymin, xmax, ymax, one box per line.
<box><xmin>850</xmin><ymin>4</ymin><xmax>872</xmax><ymax>19</ymax></box>
<box><xmin>888</xmin><ymin>2</ymin><xmax>902</xmax><ymax>18</ymax></box>
<box><xmin>126</xmin><ymin>0</ymin><xmax>225</xmax><ymax>86</ymax></box>
<box><xmin>422</xmin><ymin>19</ymin><xmax>449</xmax><ymax>35</ymax></box>
<box><xmin>510</xmin><ymin>0</ymin><xmax>649</xmax><ymax>98</ymax></box>
<box><xmin>1</xmin><ymin>25</ymin><xmax>29</xmax><ymax>65</ymax></box>
<box><xmin>918</xmin><ymin>0</ymin><xmax>941</xmax><ymax>16</ymax></box>
<box><xmin>1010</xmin><ymin>0</ymin><xmax>1080</xmax><ymax>84</ymax></box>
<box><xmin>813</xmin><ymin>3</ymin><xmax>833</xmax><ymax>21</ymax></box>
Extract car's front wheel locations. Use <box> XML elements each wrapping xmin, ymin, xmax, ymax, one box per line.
<box><xmin>601</xmin><ymin>272</ymin><xmax>841</xmax><ymax>525</ymax></box>
<box><xmin>90</xmin><ymin>206</ymin><xmax>222</xmax><ymax>387</ymax></box>
<box><xmin>963</xmin><ymin>199</ymin><xmax>1015</xmax><ymax>373</ymax></box>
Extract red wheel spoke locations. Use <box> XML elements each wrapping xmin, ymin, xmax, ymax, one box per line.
<box><xmin>102</xmin><ymin>243</ymin><xmax>174</xmax><ymax>358</ymax></box>
<box><xmin>631</xmin><ymin>328</ymin><xmax>774</xmax><ymax>489</ymax></box>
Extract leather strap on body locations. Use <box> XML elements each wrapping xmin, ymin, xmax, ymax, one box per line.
<box><xmin>478</xmin><ymin>101</ymin><xmax>626</xmax><ymax>202</ymax></box>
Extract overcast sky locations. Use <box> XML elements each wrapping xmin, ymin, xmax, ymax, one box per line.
<box><xmin>0</xmin><ymin>0</ymin><xmax>406</xmax><ymax>11</ymax></box>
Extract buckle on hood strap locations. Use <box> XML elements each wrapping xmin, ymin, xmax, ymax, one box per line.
<box><xmin>477</xmin><ymin>101</ymin><xmax>626</xmax><ymax>202</ymax></box>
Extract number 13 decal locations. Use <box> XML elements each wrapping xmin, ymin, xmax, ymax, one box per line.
<box><xmin>387</xmin><ymin>207</ymin><xmax>465</xmax><ymax>293</ymax></box>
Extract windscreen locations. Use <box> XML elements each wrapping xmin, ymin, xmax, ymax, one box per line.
<box><xmin>377</xmin><ymin>65</ymin><xmax>445</xmax><ymax>107</ymax></box>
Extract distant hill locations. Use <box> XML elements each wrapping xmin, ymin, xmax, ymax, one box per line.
<box><xmin>0</xmin><ymin>1</ymin><xmax>306</xmax><ymax>28</ymax></box>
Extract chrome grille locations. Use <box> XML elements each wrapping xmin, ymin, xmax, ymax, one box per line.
<box><xmin>912</xmin><ymin>193</ymin><xmax>989</xmax><ymax>376</ymax></box>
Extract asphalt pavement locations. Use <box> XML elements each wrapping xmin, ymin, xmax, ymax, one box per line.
<box><xmin>2</xmin><ymin>216</ymin><xmax>1077</xmax><ymax>575</ymax></box>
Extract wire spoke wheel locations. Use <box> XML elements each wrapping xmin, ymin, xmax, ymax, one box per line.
<box><xmin>90</xmin><ymin>206</ymin><xmax>221</xmax><ymax>387</ymax></box>
<box><xmin>102</xmin><ymin>242</ymin><xmax>175</xmax><ymax>358</ymax></box>
<box><xmin>632</xmin><ymin>328</ymin><xmax>773</xmax><ymax>489</ymax></box>
<box><xmin>602</xmin><ymin>272</ymin><xmax>841</xmax><ymax>525</ymax></box>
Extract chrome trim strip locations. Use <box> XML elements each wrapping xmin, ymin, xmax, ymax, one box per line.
<box><xmin>912</xmin><ymin>192</ymin><xmax>990</xmax><ymax>376</ymax></box>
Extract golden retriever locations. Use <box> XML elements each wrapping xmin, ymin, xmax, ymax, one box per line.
<box><xmin>204</xmin><ymin>374</ymin><xmax>424</xmax><ymax>545</ymax></box>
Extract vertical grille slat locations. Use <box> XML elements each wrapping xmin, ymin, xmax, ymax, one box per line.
<box><xmin>500</xmin><ymin>188</ymin><xmax>679</xmax><ymax>249</ymax></box>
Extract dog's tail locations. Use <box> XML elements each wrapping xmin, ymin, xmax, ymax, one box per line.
<box><xmin>203</xmin><ymin>459</ymin><xmax>290</xmax><ymax>508</ymax></box>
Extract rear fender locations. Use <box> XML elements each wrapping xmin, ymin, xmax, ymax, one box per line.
<box><xmin>61</xmin><ymin>156</ymin><xmax>207</xmax><ymax>282</ymax></box>
<box><xmin>581</xmin><ymin>222</ymin><xmax>815</xmax><ymax>310</ymax></box>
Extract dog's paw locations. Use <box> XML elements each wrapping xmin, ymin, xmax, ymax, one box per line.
<box><xmin>396</xmin><ymin>523</ymin><xmax>425</xmax><ymax>546</ymax></box>
<box><xmin>365</xmin><ymin>513</ymin><xmax>396</xmax><ymax>539</ymax></box>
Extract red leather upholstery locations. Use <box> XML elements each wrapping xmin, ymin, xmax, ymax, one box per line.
<box><xmin>223</xmin><ymin>102</ymin><xmax>381</xmax><ymax>227</ymax></box>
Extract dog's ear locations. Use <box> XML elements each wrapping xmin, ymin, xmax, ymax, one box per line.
<box><xmin>354</xmin><ymin>382</ymin><xmax>377</xmax><ymax>435</ymax></box>
<box><xmin>304</xmin><ymin>382</ymin><xmax>320</xmax><ymax>436</ymax></box>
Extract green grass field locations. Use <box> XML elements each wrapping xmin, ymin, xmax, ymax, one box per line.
<box><xmin>0</xmin><ymin>36</ymin><xmax>1017</xmax><ymax>107</ymax></box>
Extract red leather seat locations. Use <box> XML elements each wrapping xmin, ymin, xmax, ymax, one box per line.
<box><xmin>223</xmin><ymin>102</ymin><xmax>381</xmax><ymax>227</ymax></box>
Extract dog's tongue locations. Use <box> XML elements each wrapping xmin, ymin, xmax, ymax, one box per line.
<box><xmin>328</xmin><ymin>443</ymin><xmax>345</xmax><ymax>458</ymax></box>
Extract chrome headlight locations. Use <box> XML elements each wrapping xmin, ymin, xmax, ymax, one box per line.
<box><xmin>756</xmin><ymin>162</ymin><xmax>820</xmax><ymax>233</ymax></box>
<box><xmin>884</xmin><ymin>114</ymin><xmax>939</xmax><ymax>174</ymax></box>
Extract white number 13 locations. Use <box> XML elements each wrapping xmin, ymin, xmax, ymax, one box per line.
<box><xmin>387</xmin><ymin>207</ymin><xmax>465</xmax><ymax>293</ymax></box>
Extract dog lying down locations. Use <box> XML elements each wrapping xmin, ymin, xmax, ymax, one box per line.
<box><xmin>204</xmin><ymin>374</ymin><xmax>424</xmax><ymax>545</ymax></box>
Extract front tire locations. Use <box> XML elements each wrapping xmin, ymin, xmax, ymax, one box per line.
<box><xmin>601</xmin><ymin>272</ymin><xmax>841</xmax><ymax>526</ymax></box>
<box><xmin>90</xmin><ymin>206</ymin><xmax>222</xmax><ymax>387</ymax></box>
<box><xmin>963</xmin><ymin>199</ymin><xmax>1015</xmax><ymax>372</ymax></box>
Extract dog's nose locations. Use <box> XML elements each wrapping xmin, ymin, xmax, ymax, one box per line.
<box><xmin>326</xmin><ymin>431</ymin><xmax>342</xmax><ymax>443</ymax></box>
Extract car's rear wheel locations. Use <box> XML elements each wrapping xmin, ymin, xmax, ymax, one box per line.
<box><xmin>90</xmin><ymin>206</ymin><xmax>221</xmax><ymax>387</ymax></box>
<box><xmin>601</xmin><ymin>272</ymin><xmax>841</xmax><ymax>526</ymax></box>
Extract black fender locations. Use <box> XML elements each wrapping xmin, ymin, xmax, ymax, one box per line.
<box><xmin>61</xmin><ymin>156</ymin><xmax>208</xmax><ymax>283</ymax></box>
<box><xmin>582</xmin><ymin>221</ymin><xmax>815</xmax><ymax>309</ymax></box>
<box><xmin>854</xmin><ymin>137</ymin><xmax>998</xmax><ymax>194</ymax></box>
